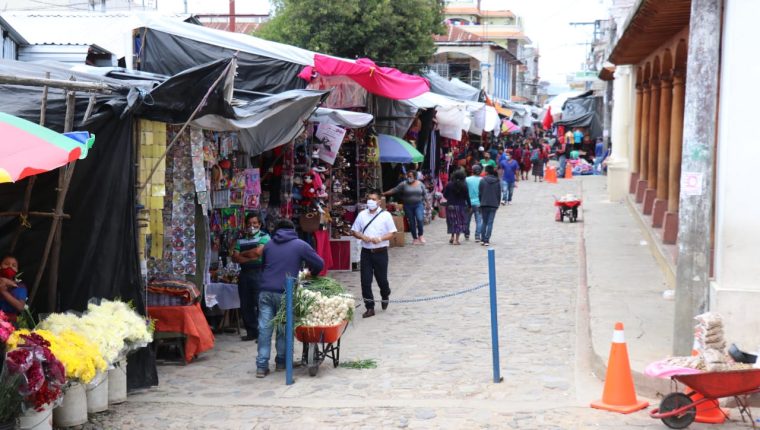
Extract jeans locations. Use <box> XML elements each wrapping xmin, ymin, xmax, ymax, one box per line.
<box><xmin>500</xmin><ymin>180</ymin><xmax>508</xmax><ymax>202</ymax></box>
<box><xmin>480</xmin><ymin>207</ymin><xmax>497</xmax><ymax>243</ymax></box>
<box><xmin>593</xmin><ymin>158</ymin><xmax>603</xmax><ymax>175</ymax></box>
<box><xmin>256</xmin><ymin>291</ymin><xmax>287</xmax><ymax>370</ymax></box>
<box><xmin>505</xmin><ymin>181</ymin><xmax>515</xmax><ymax>203</ymax></box>
<box><xmin>360</xmin><ymin>248</ymin><xmax>391</xmax><ymax>310</ymax></box>
<box><xmin>238</xmin><ymin>269</ymin><xmax>261</xmax><ymax>338</ymax></box>
<box><xmin>558</xmin><ymin>154</ymin><xmax>567</xmax><ymax>177</ymax></box>
<box><xmin>465</xmin><ymin>204</ymin><xmax>482</xmax><ymax>239</ymax></box>
<box><xmin>405</xmin><ymin>202</ymin><xmax>424</xmax><ymax>239</ymax></box>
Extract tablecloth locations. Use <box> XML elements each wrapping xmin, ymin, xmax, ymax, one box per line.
<box><xmin>148</xmin><ymin>303</ymin><xmax>215</xmax><ymax>363</ymax></box>
<box><xmin>205</xmin><ymin>282</ymin><xmax>240</xmax><ymax>310</ymax></box>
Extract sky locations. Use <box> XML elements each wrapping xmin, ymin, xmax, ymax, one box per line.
<box><xmin>155</xmin><ymin>0</ymin><xmax>613</xmax><ymax>87</ymax></box>
<box><xmin>480</xmin><ymin>0</ymin><xmax>613</xmax><ymax>86</ymax></box>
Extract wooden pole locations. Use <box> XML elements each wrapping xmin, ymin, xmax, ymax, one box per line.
<box><xmin>30</xmin><ymin>77</ymin><xmax>82</xmax><ymax>308</ymax></box>
<box><xmin>0</xmin><ymin>211</ymin><xmax>70</xmax><ymax>219</ymax></box>
<box><xmin>0</xmin><ymin>74</ymin><xmax>113</xmax><ymax>93</ymax></box>
<box><xmin>673</xmin><ymin>0</ymin><xmax>722</xmax><ymax>356</ymax></box>
<box><xmin>10</xmin><ymin>72</ymin><xmax>51</xmax><ymax>253</ymax></box>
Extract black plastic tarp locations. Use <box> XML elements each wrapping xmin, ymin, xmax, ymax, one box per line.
<box><xmin>554</xmin><ymin>92</ymin><xmax>604</xmax><ymax>139</ymax></box>
<box><xmin>138</xmin><ymin>27</ymin><xmax>306</xmax><ymax>94</ymax></box>
<box><xmin>0</xmin><ymin>62</ymin><xmax>158</xmax><ymax>389</ymax></box>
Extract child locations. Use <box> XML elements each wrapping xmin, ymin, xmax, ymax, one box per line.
<box><xmin>0</xmin><ymin>254</ymin><xmax>27</xmax><ymax>318</ymax></box>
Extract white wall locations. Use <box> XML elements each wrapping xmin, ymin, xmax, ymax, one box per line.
<box><xmin>712</xmin><ymin>0</ymin><xmax>760</xmax><ymax>350</ymax></box>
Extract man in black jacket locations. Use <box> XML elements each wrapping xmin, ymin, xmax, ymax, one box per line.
<box><xmin>478</xmin><ymin>165</ymin><xmax>502</xmax><ymax>246</ymax></box>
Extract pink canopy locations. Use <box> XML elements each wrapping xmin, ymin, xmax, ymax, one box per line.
<box><xmin>299</xmin><ymin>54</ymin><xmax>429</xmax><ymax>101</ymax></box>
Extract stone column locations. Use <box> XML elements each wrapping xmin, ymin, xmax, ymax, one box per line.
<box><xmin>664</xmin><ymin>72</ymin><xmax>685</xmax><ymax>244</ymax></box>
<box><xmin>673</xmin><ymin>0</ymin><xmax>721</xmax><ymax>356</ymax></box>
<box><xmin>608</xmin><ymin>65</ymin><xmax>633</xmax><ymax>201</ymax></box>
<box><xmin>629</xmin><ymin>83</ymin><xmax>644</xmax><ymax>194</ymax></box>
<box><xmin>653</xmin><ymin>75</ymin><xmax>673</xmax><ymax>227</ymax></box>
<box><xmin>643</xmin><ymin>78</ymin><xmax>660</xmax><ymax>214</ymax></box>
<box><xmin>636</xmin><ymin>82</ymin><xmax>651</xmax><ymax>203</ymax></box>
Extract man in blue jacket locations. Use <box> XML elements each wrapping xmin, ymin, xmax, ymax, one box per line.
<box><xmin>243</xmin><ymin>219</ymin><xmax>324</xmax><ymax>378</ymax></box>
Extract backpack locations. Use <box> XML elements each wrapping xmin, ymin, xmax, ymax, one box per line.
<box><xmin>530</xmin><ymin>148</ymin><xmax>540</xmax><ymax>162</ymax></box>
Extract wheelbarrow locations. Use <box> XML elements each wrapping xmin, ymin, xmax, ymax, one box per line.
<box><xmin>554</xmin><ymin>197</ymin><xmax>581</xmax><ymax>223</ymax></box>
<box><xmin>650</xmin><ymin>368</ymin><xmax>760</xmax><ymax>429</ymax></box>
<box><xmin>295</xmin><ymin>320</ymin><xmax>348</xmax><ymax>377</ymax></box>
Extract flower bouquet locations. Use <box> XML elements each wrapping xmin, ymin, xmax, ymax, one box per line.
<box><xmin>0</xmin><ymin>311</ymin><xmax>14</xmax><ymax>343</ymax></box>
<box><xmin>85</xmin><ymin>299</ymin><xmax>154</xmax><ymax>355</ymax></box>
<box><xmin>7</xmin><ymin>329</ymin><xmax>106</xmax><ymax>385</ymax></box>
<box><xmin>3</xmin><ymin>332</ymin><xmax>66</xmax><ymax>412</ymax></box>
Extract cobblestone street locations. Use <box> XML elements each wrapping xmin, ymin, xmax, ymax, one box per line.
<box><xmin>94</xmin><ymin>177</ymin><xmax>752</xmax><ymax>429</ymax></box>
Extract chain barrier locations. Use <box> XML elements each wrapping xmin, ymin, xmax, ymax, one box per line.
<box><xmin>309</xmin><ymin>282</ymin><xmax>490</xmax><ymax>305</ymax></box>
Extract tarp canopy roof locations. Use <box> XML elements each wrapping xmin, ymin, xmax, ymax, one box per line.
<box><xmin>424</xmin><ymin>70</ymin><xmax>482</xmax><ymax>102</ymax></box>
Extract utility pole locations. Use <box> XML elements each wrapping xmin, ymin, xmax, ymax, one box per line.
<box><xmin>229</xmin><ymin>0</ymin><xmax>236</xmax><ymax>33</ymax></box>
<box><xmin>673</xmin><ymin>0</ymin><xmax>722</xmax><ymax>355</ymax></box>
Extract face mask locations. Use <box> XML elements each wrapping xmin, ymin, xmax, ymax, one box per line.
<box><xmin>407</xmin><ymin>177</ymin><xmax>414</xmax><ymax>184</ymax></box>
<box><xmin>0</xmin><ymin>267</ymin><xmax>17</xmax><ymax>279</ymax></box>
<box><xmin>366</xmin><ymin>199</ymin><xmax>378</xmax><ymax>211</ymax></box>
<box><xmin>247</xmin><ymin>226</ymin><xmax>259</xmax><ymax>236</ymax></box>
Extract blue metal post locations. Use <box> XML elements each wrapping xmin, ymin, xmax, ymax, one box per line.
<box><xmin>488</xmin><ymin>249</ymin><xmax>503</xmax><ymax>383</ymax></box>
<box><xmin>285</xmin><ymin>277</ymin><xmax>294</xmax><ymax>385</ymax></box>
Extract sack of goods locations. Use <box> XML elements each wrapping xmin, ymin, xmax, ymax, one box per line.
<box><xmin>559</xmin><ymin>194</ymin><xmax>579</xmax><ymax>202</ymax></box>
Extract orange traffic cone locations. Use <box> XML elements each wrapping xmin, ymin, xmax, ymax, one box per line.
<box><xmin>545</xmin><ymin>166</ymin><xmax>557</xmax><ymax>184</ymax></box>
<box><xmin>564</xmin><ymin>164</ymin><xmax>573</xmax><ymax>179</ymax></box>
<box><xmin>688</xmin><ymin>333</ymin><xmax>728</xmax><ymax>423</ymax></box>
<box><xmin>591</xmin><ymin>322</ymin><xmax>649</xmax><ymax>414</ymax></box>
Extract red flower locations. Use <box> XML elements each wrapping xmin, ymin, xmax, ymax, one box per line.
<box><xmin>5</xmin><ymin>348</ymin><xmax>33</xmax><ymax>374</ymax></box>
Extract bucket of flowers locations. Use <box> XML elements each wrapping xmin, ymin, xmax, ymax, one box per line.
<box><xmin>3</xmin><ymin>332</ymin><xmax>66</xmax><ymax>430</ymax></box>
<box><xmin>7</xmin><ymin>328</ymin><xmax>106</xmax><ymax>428</ymax></box>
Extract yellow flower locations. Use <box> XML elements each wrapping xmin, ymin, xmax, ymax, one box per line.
<box><xmin>36</xmin><ymin>329</ymin><xmax>106</xmax><ymax>384</ymax></box>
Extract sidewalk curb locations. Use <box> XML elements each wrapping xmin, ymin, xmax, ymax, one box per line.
<box><xmin>578</xmin><ymin>180</ymin><xmax>671</xmax><ymax>401</ymax></box>
<box><xmin>624</xmin><ymin>196</ymin><xmax>676</xmax><ymax>289</ymax></box>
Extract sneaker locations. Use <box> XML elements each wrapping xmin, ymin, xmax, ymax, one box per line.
<box><xmin>256</xmin><ymin>368</ymin><xmax>269</xmax><ymax>378</ymax></box>
<box><xmin>481</xmin><ymin>242</ymin><xmax>489</xmax><ymax>246</ymax></box>
<box><xmin>381</xmin><ymin>297</ymin><xmax>389</xmax><ymax>311</ymax></box>
<box><xmin>412</xmin><ymin>239</ymin><xmax>421</xmax><ymax>245</ymax></box>
<box><xmin>464</xmin><ymin>235</ymin><xmax>469</xmax><ymax>241</ymax></box>
<box><xmin>275</xmin><ymin>363</ymin><xmax>286</xmax><ymax>371</ymax></box>
<box><xmin>419</xmin><ymin>236</ymin><xmax>426</xmax><ymax>244</ymax></box>
<box><xmin>475</xmin><ymin>237</ymin><xmax>481</xmax><ymax>243</ymax></box>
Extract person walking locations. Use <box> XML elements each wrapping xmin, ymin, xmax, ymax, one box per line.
<box><xmin>231</xmin><ymin>213</ymin><xmax>270</xmax><ymax>342</ymax></box>
<box><xmin>245</xmin><ymin>219</ymin><xmax>324</xmax><ymax>378</ymax></box>
<box><xmin>478</xmin><ymin>165</ymin><xmax>502</xmax><ymax>246</ymax></box>
<box><xmin>531</xmin><ymin>141</ymin><xmax>548</xmax><ymax>182</ymax></box>
<box><xmin>498</xmin><ymin>152</ymin><xmax>520</xmax><ymax>205</ymax></box>
<box><xmin>443</xmin><ymin>169</ymin><xmax>470</xmax><ymax>245</ymax></box>
<box><xmin>464</xmin><ymin>164</ymin><xmax>483</xmax><ymax>242</ymax></box>
<box><xmin>383</xmin><ymin>170</ymin><xmax>426</xmax><ymax>245</ymax></box>
<box><xmin>520</xmin><ymin>141</ymin><xmax>533</xmax><ymax>181</ymax></box>
<box><xmin>594</xmin><ymin>137</ymin><xmax>605</xmax><ymax>174</ymax></box>
<box><xmin>351</xmin><ymin>191</ymin><xmax>397</xmax><ymax>318</ymax></box>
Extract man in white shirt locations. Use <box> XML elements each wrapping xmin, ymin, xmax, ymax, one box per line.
<box><xmin>350</xmin><ymin>191</ymin><xmax>397</xmax><ymax>318</ymax></box>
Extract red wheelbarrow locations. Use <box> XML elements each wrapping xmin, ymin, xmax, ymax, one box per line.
<box><xmin>554</xmin><ymin>197</ymin><xmax>581</xmax><ymax>223</ymax></box>
<box><xmin>650</xmin><ymin>369</ymin><xmax>760</xmax><ymax>429</ymax></box>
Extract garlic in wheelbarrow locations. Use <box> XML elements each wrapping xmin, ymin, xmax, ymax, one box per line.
<box><xmin>301</xmin><ymin>289</ymin><xmax>354</xmax><ymax>326</ymax></box>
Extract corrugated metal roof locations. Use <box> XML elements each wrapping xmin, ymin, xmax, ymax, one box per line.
<box><xmin>0</xmin><ymin>11</ymin><xmax>192</xmax><ymax>60</ymax></box>
<box><xmin>0</xmin><ymin>15</ymin><xmax>28</xmax><ymax>44</ymax></box>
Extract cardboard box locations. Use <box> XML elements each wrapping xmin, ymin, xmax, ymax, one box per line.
<box><xmin>392</xmin><ymin>215</ymin><xmax>405</xmax><ymax>233</ymax></box>
<box><xmin>389</xmin><ymin>232</ymin><xmax>405</xmax><ymax>247</ymax></box>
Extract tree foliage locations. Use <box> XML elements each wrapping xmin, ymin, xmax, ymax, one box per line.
<box><xmin>256</xmin><ymin>0</ymin><xmax>445</xmax><ymax>73</ymax></box>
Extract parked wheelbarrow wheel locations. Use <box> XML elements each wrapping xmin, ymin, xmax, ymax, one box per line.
<box><xmin>659</xmin><ymin>392</ymin><xmax>696</xmax><ymax>429</ymax></box>
<box><xmin>307</xmin><ymin>342</ymin><xmax>319</xmax><ymax>377</ymax></box>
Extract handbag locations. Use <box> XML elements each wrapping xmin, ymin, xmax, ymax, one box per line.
<box><xmin>299</xmin><ymin>211</ymin><xmax>320</xmax><ymax>232</ymax></box>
